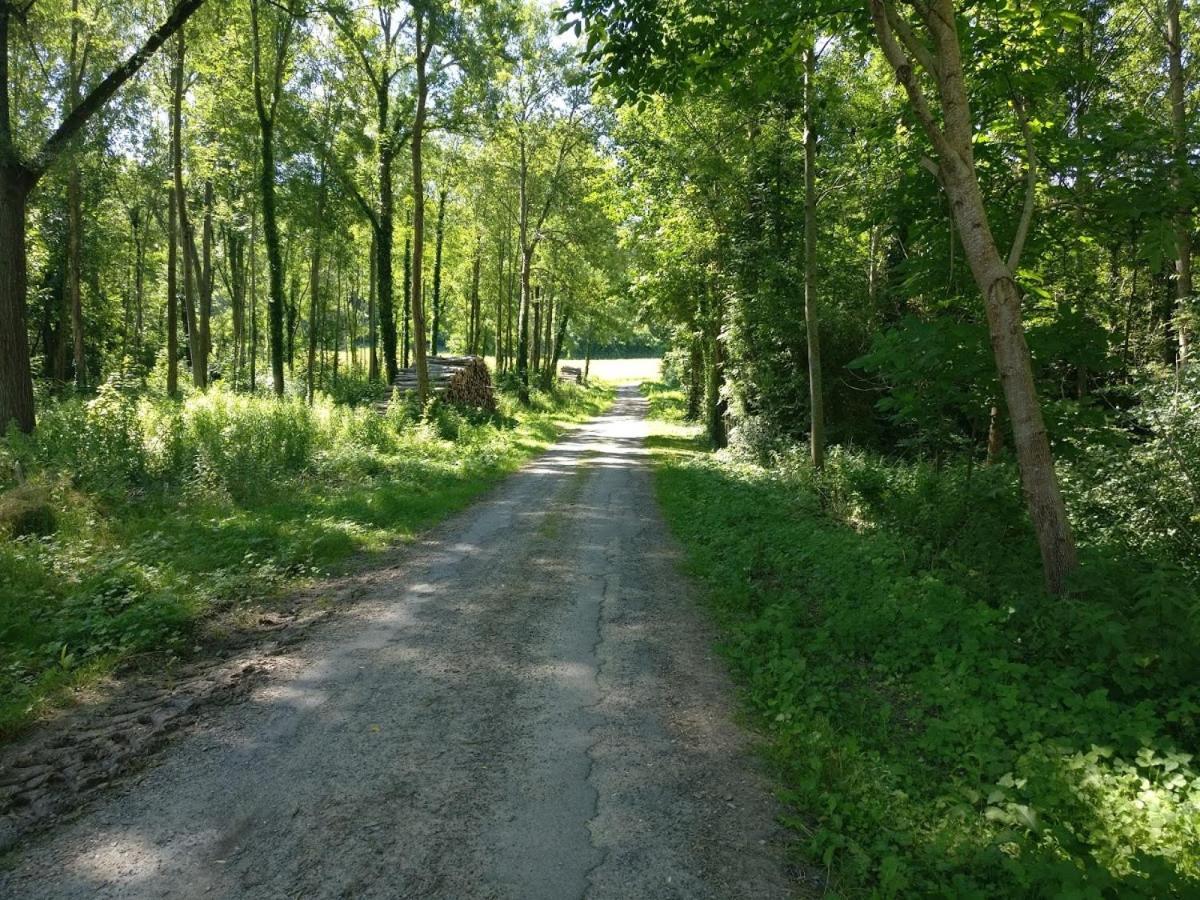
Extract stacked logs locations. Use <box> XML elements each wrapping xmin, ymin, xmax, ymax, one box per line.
<box><xmin>391</xmin><ymin>355</ymin><xmax>497</xmax><ymax>412</ymax></box>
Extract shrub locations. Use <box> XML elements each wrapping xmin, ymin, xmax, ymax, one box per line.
<box><xmin>648</xmin><ymin>384</ymin><xmax>1200</xmax><ymax>895</ymax></box>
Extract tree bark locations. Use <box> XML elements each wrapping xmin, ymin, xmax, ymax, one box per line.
<box><xmin>469</xmin><ymin>232</ymin><xmax>482</xmax><ymax>355</ymax></box>
<box><xmin>67</xmin><ymin>165</ymin><xmax>85</xmax><ymax>388</ymax></box>
<box><xmin>0</xmin><ymin>166</ymin><xmax>34</xmax><ymax>431</ymax></box>
<box><xmin>368</xmin><ymin>231</ymin><xmax>379</xmax><ymax>381</ymax></box>
<box><xmin>307</xmin><ymin>155</ymin><xmax>328</xmax><ymax>402</ymax></box>
<box><xmin>167</xmin><ymin>190</ymin><xmax>179</xmax><ymax>396</ymax></box>
<box><xmin>377</xmin><ymin>115</ymin><xmax>398</xmax><ymax>382</ymax></box>
<box><xmin>259</xmin><ymin>119</ymin><xmax>285</xmax><ymax>396</ymax></box>
<box><xmin>403</xmin><ymin>213</ymin><xmax>411</xmax><ymax>369</ymax></box>
<box><xmin>1167</xmin><ymin>0</ymin><xmax>1192</xmax><ymax>366</ymax></box>
<box><xmin>517</xmin><ymin>247</ymin><xmax>533</xmax><ymax>403</ymax></box>
<box><xmin>495</xmin><ymin>229</ymin><xmax>505</xmax><ymax>369</ymax></box>
<box><xmin>549</xmin><ymin>305</ymin><xmax>569</xmax><ymax>381</ymax></box>
<box><xmin>249</xmin><ymin>0</ymin><xmax>292</xmax><ymax>397</ymax></box>
<box><xmin>410</xmin><ymin>12</ymin><xmax>432</xmax><ymax>402</ymax></box>
<box><xmin>249</xmin><ymin>206</ymin><xmax>258</xmax><ymax>390</ymax></box>
<box><xmin>687</xmin><ymin>335</ymin><xmax>703</xmax><ymax>420</ymax></box>
<box><xmin>432</xmin><ymin>186</ymin><xmax>447</xmax><ymax>354</ymax></box>
<box><xmin>172</xmin><ymin>30</ymin><xmax>201</xmax><ymax>388</ymax></box>
<box><xmin>532</xmin><ymin>286</ymin><xmax>542</xmax><ymax>376</ymax></box>
<box><xmin>803</xmin><ymin>45</ymin><xmax>824</xmax><ymax>470</ymax></box>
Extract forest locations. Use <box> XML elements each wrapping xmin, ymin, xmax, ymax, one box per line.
<box><xmin>1</xmin><ymin>0</ymin><xmax>1199</xmax><ymax>895</ymax></box>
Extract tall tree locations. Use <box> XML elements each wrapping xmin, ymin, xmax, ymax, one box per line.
<box><xmin>1166</xmin><ymin>0</ymin><xmax>1192</xmax><ymax>365</ymax></box>
<box><xmin>0</xmin><ymin>0</ymin><xmax>206</xmax><ymax>431</ymax></box>
<box><xmin>249</xmin><ymin>0</ymin><xmax>297</xmax><ymax>397</ymax></box>
<box><xmin>867</xmin><ymin>0</ymin><xmax>1078</xmax><ymax>593</ymax></box>
<box><xmin>431</xmin><ymin>184</ymin><xmax>447</xmax><ymax>354</ymax></box>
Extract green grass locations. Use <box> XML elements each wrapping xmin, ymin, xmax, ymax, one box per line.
<box><xmin>0</xmin><ymin>380</ymin><xmax>612</xmax><ymax>738</ymax></box>
<box><xmin>642</xmin><ymin>383</ymin><xmax>1200</xmax><ymax>898</ymax></box>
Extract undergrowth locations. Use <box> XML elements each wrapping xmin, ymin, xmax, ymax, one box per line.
<box><xmin>643</xmin><ymin>382</ymin><xmax>1200</xmax><ymax>897</ymax></box>
<box><xmin>0</xmin><ymin>378</ymin><xmax>611</xmax><ymax>737</ymax></box>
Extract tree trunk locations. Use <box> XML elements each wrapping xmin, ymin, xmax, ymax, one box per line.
<box><xmin>378</xmin><ymin>145</ymin><xmax>398</xmax><ymax>382</ymax></box>
<box><xmin>531</xmin><ymin>286</ymin><xmax>542</xmax><ymax>376</ymax></box>
<box><xmin>67</xmin><ymin>165</ymin><xmax>85</xmax><ymax>388</ymax></box>
<box><xmin>368</xmin><ymin>230</ymin><xmax>379</xmax><ymax>381</ymax></box>
<box><xmin>67</xmin><ymin>0</ymin><xmax>85</xmax><ymax>389</ymax></box>
<box><xmin>517</xmin><ymin>247</ymin><xmax>533</xmax><ymax>404</ymax></box>
<box><xmin>507</xmin><ymin>242</ymin><xmax>516</xmax><ymax>371</ymax></box>
<box><xmin>705</xmin><ymin>318</ymin><xmax>727</xmax><ymax>449</ymax></box>
<box><xmin>410</xmin><ymin>20</ymin><xmax>431</xmax><ymax>402</ymax></box>
<box><xmin>0</xmin><ymin>167</ymin><xmax>35</xmax><ymax>432</ymax></box>
<box><xmin>195</xmin><ymin>178</ymin><xmax>213</xmax><ymax>386</ymax></box>
<box><xmin>403</xmin><ymin>215</ymin><xmax>411</xmax><ymax>369</ymax></box>
<box><xmin>495</xmin><ymin>230</ymin><xmax>505</xmax><ymax>369</ymax></box>
<box><xmin>470</xmin><ymin>233</ymin><xmax>482</xmax><ymax>355</ymax></box>
<box><xmin>260</xmin><ymin>119</ymin><xmax>285</xmax><ymax>396</ymax></box>
<box><xmin>870</xmin><ymin>0</ymin><xmax>1078</xmax><ymax>594</ymax></box>
<box><xmin>307</xmin><ymin>157</ymin><xmax>327</xmax><ymax>402</ymax></box>
<box><xmin>549</xmin><ymin>306</ymin><xmax>569</xmax><ymax>382</ymax></box>
<box><xmin>1168</xmin><ymin>0</ymin><xmax>1192</xmax><ymax>366</ymax></box>
<box><xmin>249</xmin><ymin>206</ymin><xmax>258</xmax><ymax>391</ymax></box>
<box><xmin>803</xmin><ymin>45</ymin><xmax>825</xmax><ymax>469</ymax></box>
<box><xmin>307</xmin><ymin>239</ymin><xmax>322</xmax><ymax>402</ymax></box>
<box><xmin>167</xmin><ymin>189</ymin><xmax>179</xmax><ymax>396</ymax></box>
<box><xmin>687</xmin><ymin>335</ymin><xmax>703</xmax><ymax>420</ymax></box>
<box><xmin>133</xmin><ymin>210</ymin><xmax>145</xmax><ymax>361</ymax></box>
<box><xmin>226</xmin><ymin>225</ymin><xmax>246</xmax><ymax>391</ymax></box>
<box><xmin>985</xmin><ymin>404</ymin><xmax>1004</xmax><ymax>464</ymax></box>
<box><xmin>172</xmin><ymin>30</ymin><xmax>201</xmax><ymax>388</ymax></box>
<box><xmin>432</xmin><ymin>186</ymin><xmax>446</xmax><ymax>354</ymax></box>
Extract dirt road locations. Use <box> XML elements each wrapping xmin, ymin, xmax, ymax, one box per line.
<box><xmin>1</xmin><ymin>385</ymin><xmax>799</xmax><ymax>899</ymax></box>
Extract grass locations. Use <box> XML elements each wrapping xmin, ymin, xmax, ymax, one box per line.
<box><xmin>558</xmin><ymin>357</ymin><xmax>662</xmax><ymax>384</ymax></box>
<box><xmin>0</xmin><ymin>380</ymin><xmax>612</xmax><ymax>738</ymax></box>
<box><xmin>641</xmin><ymin>382</ymin><xmax>1200</xmax><ymax>898</ymax></box>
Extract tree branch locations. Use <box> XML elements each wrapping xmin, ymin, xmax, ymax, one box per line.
<box><xmin>34</xmin><ymin>0</ymin><xmax>206</xmax><ymax>178</ymax></box>
<box><xmin>1007</xmin><ymin>96</ymin><xmax>1038</xmax><ymax>272</ymax></box>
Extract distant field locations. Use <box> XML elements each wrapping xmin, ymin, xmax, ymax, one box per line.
<box><xmin>559</xmin><ymin>358</ymin><xmax>661</xmax><ymax>384</ymax></box>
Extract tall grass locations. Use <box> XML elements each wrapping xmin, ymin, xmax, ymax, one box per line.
<box><xmin>0</xmin><ymin>377</ymin><xmax>611</xmax><ymax>736</ymax></box>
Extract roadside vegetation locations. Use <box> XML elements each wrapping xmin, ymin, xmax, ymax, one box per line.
<box><xmin>0</xmin><ymin>379</ymin><xmax>610</xmax><ymax>737</ymax></box>
<box><xmin>644</xmin><ymin>379</ymin><xmax>1200</xmax><ymax>896</ymax></box>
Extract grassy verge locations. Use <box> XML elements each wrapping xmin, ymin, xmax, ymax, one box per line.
<box><xmin>0</xmin><ymin>381</ymin><xmax>612</xmax><ymax>738</ymax></box>
<box><xmin>642</xmin><ymin>383</ymin><xmax>1199</xmax><ymax>897</ymax></box>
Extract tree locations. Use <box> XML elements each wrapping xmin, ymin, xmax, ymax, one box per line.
<box><xmin>0</xmin><ymin>0</ymin><xmax>206</xmax><ymax>432</ymax></box>
<box><xmin>249</xmin><ymin>0</ymin><xmax>298</xmax><ymax>397</ymax></box>
<box><xmin>1166</xmin><ymin>0</ymin><xmax>1192</xmax><ymax>365</ymax></box>
<box><xmin>503</xmin><ymin>29</ymin><xmax>589</xmax><ymax>403</ymax></box>
<box><xmin>866</xmin><ymin>0</ymin><xmax>1077</xmax><ymax>593</ymax></box>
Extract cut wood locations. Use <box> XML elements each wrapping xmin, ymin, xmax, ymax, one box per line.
<box><xmin>387</xmin><ymin>355</ymin><xmax>496</xmax><ymax>412</ymax></box>
<box><xmin>559</xmin><ymin>365</ymin><xmax>582</xmax><ymax>384</ymax></box>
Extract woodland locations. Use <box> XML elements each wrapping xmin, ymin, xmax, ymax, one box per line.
<box><xmin>1</xmin><ymin>0</ymin><xmax>1199</xmax><ymax>894</ymax></box>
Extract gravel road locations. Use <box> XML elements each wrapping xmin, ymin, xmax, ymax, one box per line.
<box><xmin>1</xmin><ymin>385</ymin><xmax>800</xmax><ymax>899</ymax></box>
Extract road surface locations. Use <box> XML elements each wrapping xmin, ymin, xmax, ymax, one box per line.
<box><xmin>1</xmin><ymin>385</ymin><xmax>798</xmax><ymax>899</ymax></box>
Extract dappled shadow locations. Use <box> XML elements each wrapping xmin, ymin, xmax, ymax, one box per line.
<box><xmin>0</xmin><ymin>385</ymin><xmax>803</xmax><ymax>899</ymax></box>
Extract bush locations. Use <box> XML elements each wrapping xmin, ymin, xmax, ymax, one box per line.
<box><xmin>648</xmin><ymin>399</ymin><xmax>1200</xmax><ymax>895</ymax></box>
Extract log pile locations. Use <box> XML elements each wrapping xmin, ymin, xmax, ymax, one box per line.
<box><xmin>392</xmin><ymin>355</ymin><xmax>496</xmax><ymax>412</ymax></box>
<box><xmin>559</xmin><ymin>365</ymin><xmax>583</xmax><ymax>384</ymax></box>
